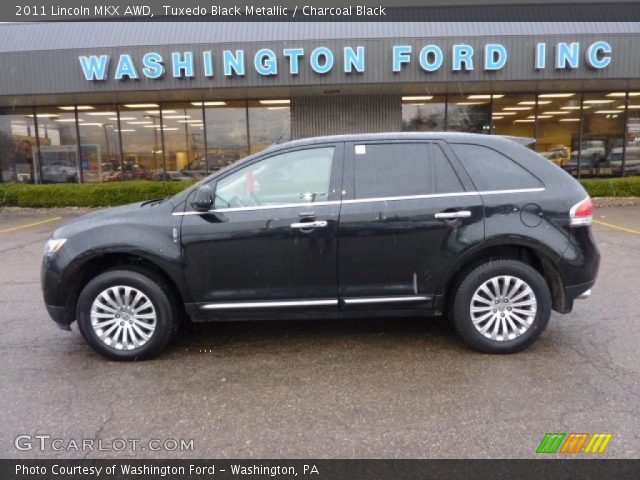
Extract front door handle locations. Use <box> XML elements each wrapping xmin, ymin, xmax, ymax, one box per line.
<box><xmin>290</xmin><ymin>220</ymin><xmax>328</xmax><ymax>229</ymax></box>
<box><xmin>435</xmin><ymin>210</ymin><xmax>472</xmax><ymax>219</ymax></box>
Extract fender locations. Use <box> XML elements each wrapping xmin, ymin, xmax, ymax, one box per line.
<box><xmin>64</xmin><ymin>245</ymin><xmax>190</xmax><ymax>303</ymax></box>
<box><xmin>433</xmin><ymin>233</ymin><xmax>564</xmax><ymax>305</ymax></box>
<box><xmin>42</xmin><ymin>201</ymin><xmax>190</xmax><ymax>308</ymax></box>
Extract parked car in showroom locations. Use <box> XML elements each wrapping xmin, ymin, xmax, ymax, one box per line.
<box><xmin>608</xmin><ymin>146</ymin><xmax>640</xmax><ymax>175</ymax></box>
<box><xmin>103</xmin><ymin>162</ymin><xmax>150</xmax><ymax>182</ymax></box>
<box><xmin>42</xmin><ymin>133</ymin><xmax>599</xmax><ymax>360</ymax></box>
<box><xmin>563</xmin><ymin>140</ymin><xmax>607</xmax><ymax>175</ymax></box>
<box><xmin>42</xmin><ymin>160</ymin><xmax>78</xmax><ymax>183</ymax></box>
<box><xmin>184</xmin><ymin>153</ymin><xmax>242</xmax><ymax>178</ymax></box>
<box><xmin>153</xmin><ymin>170</ymin><xmax>194</xmax><ymax>181</ymax></box>
<box><xmin>541</xmin><ymin>145</ymin><xmax>570</xmax><ymax>166</ymax></box>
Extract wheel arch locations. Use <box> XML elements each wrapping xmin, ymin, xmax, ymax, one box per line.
<box><xmin>63</xmin><ymin>251</ymin><xmax>188</xmax><ymax>325</ymax></box>
<box><xmin>436</xmin><ymin>237</ymin><xmax>567</xmax><ymax>314</ymax></box>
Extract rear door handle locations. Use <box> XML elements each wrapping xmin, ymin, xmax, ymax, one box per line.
<box><xmin>435</xmin><ymin>210</ymin><xmax>472</xmax><ymax>219</ymax></box>
<box><xmin>290</xmin><ymin>220</ymin><xmax>328</xmax><ymax>229</ymax></box>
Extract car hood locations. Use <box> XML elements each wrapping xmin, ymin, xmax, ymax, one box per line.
<box><xmin>51</xmin><ymin>200</ymin><xmax>167</xmax><ymax>239</ymax></box>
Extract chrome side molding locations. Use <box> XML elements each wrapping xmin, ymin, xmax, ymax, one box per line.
<box><xmin>343</xmin><ymin>296</ymin><xmax>430</xmax><ymax>305</ymax></box>
<box><xmin>200</xmin><ymin>299</ymin><xmax>338</xmax><ymax>310</ymax></box>
<box><xmin>199</xmin><ymin>295</ymin><xmax>432</xmax><ymax>310</ymax></box>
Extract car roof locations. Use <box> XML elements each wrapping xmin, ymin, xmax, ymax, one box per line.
<box><xmin>266</xmin><ymin>132</ymin><xmax>533</xmax><ymax>153</ymax></box>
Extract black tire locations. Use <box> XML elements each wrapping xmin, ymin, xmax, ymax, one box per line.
<box><xmin>452</xmin><ymin>259</ymin><xmax>551</xmax><ymax>354</ymax></box>
<box><xmin>76</xmin><ymin>269</ymin><xmax>180</xmax><ymax>361</ymax></box>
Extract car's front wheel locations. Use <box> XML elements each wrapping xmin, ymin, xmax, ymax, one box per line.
<box><xmin>76</xmin><ymin>269</ymin><xmax>179</xmax><ymax>360</ymax></box>
<box><xmin>452</xmin><ymin>259</ymin><xmax>551</xmax><ymax>353</ymax></box>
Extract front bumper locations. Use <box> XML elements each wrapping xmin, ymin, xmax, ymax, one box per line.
<box><xmin>41</xmin><ymin>254</ymin><xmax>74</xmax><ymax>330</ymax></box>
<box><xmin>45</xmin><ymin>304</ymin><xmax>71</xmax><ymax>330</ymax></box>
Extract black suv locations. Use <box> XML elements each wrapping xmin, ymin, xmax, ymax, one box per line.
<box><xmin>42</xmin><ymin>133</ymin><xmax>600</xmax><ymax>360</ymax></box>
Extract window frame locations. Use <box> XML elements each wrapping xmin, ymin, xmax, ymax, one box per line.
<box><xmin>202</xmin><ymin>142</ymin><xmax>344</xmax><ymax>212</ymax></box>
<box><xmin>342</xmin><ymin>139</ymin><xmax>471</xmax><ymax>202</ymax></box>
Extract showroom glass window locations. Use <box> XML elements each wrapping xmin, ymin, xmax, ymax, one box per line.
<box><xmin>491</xmin><ymin>94</ymin><xmax>536</xmax><ymax>145</ymax></box>
<box><xmin>76</xmin><ymin>105</ymin><xmax>121</xmax><ymax>182</ymax></box>
<box><xmin>248</xmin><ymin>100</ymin><xmax>291</xmax><ymax>154</ymax></box>
<box><xmin>117</xmin><ymin>104</ymin><xmax>163</xmax><ymax>180</ymax></box>
<box><xmin>36</xmin><ymin>107</ymin><xmax>79</xmax><ymax>183</ymax></box>
<box><xmin>446</xmin><ymin>94</ymin><xmax>491</xmax><ymax>134</ymax></box>
<box><xmin>213</xmin><ymin>147</ymin><xmax>334</xmax><ymax>209</ymax></box>
<box><xmin>624</xmin><ymin>92</ymin><xmax>640</xmax><ymax>177</ymax></box>
<box><xmin>161</xmin><ymin>102</ymin><xmax>204</xmax><ymax>181</ymax></box>
<box><xmin>534</xmin><ymin>93</ymin><xmax>581</xmax><ymax>174</ymax></box>
<box><xmin>401</xmin><ymin>95</ymin><xmax>446</xmax><ymax>132</ymax></box>
<box><xmin>0</xmin><ymin>107</ymin><xmax>36</xmax><ymax>183</ymax></box>
<box><xmin>580</xmin><ymin>92</ymin><xmax>626</xmax><ymax>178</ymax></box>
<box><xmin>200</xmin><ymin>100</ymin><xmax>248</xmax><ymax>177</ymax></box>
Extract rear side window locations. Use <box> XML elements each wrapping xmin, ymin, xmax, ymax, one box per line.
<box><xmin>450</xmin><ymin>143</ymin><xmax>543</xmax><ymax>191</ymax></box>
<box><xmin>353</xmin><ymin>143</ymin><xmax>463</xmax><ymax>199</ymax></box>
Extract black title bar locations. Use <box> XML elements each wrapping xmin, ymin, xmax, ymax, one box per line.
<box><xmin>5</xmin><ymin>1</ymin><xmax>640</xmax><ymax>22</ymax></box>
<box><xmin>3</xmin><ymin>459</ymin><xmax>640</xmax><ymax>480</ymax></box>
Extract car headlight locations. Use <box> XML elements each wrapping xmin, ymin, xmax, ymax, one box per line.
<box><xmin>44</xmin><ymin>238</ymin><xmax>67</xmax><ymax>255</ymax></box>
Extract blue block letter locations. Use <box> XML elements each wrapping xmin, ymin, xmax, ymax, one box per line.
<box><xmin>142</xmin><ymin>52</ymin><xmax>164</xmax><ymax>79</ymax></box>
<box><xmin>393</xmin><ymin>45</ymin><xmax>411</xmax><ymax>72</ymax></box>
<box><xmin>586</xmin><ymin>41</ymin><xmax>611</xmax><ymax>69</ymax></box>
<box><xmin>254</xmin><ymin>49</ymin><xmax>278</xmax><ymax>76</ymax></box>
<box><xmin>344</xmin><ymin>46</ymin><xmax>365</xmax><ymax>73</ymax></box>
<box><xmin>556</xmin><ymin>42</ymin><xmax>580</xmax><ymax>69</ymax></box>
<box><xmin>419</xmin><ymin>45</ymin><xmax>443</xmax><ymax>72</ymax></box>
<box><xmin>453</xmin><ymin>45</ymin><xmax>474</xmax><ymax>71</ymax></box>
<box><xmin>223</xmin><ymin>50</ymin><xmax>245</xmax><ymax>76</ymax></box>
<box><xmin>484</xmin><ymin>44</ymin><xmax>507</xmax><ymax>70</ymax></box>
<box><xmin>310</xmin><ymin>47</ymin><xmax>334</xmax><ymax>74</ymax></box>
<box><xmin>115</xmin><ymin>54</ymin><xmax>139</xmax><ymax>80</ymax></box>
<box><xmin>79</xmin><ymin>55</ymin><xmax>110</xmax><ymax>81</ymax></box>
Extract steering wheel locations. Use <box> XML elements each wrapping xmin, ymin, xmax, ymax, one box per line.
<box><xmin>229</xmin><ymin>194</ymin><xmax>246</xmax><ymax>208</ymax></box>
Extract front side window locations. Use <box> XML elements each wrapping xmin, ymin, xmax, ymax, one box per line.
<box><xmin>214</xmin><ymin>147</ymin><xmax>334</xmax><ymax>209</ymax></box>
<box><xmin>353</xmin><ymin>142</ymin><xmax>463</xmax><ymax>199</ymax></box>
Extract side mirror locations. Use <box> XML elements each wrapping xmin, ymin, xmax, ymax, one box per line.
<box><xmin>191</xmin><ymin>185</ymin><xmax>214</xmax><ymax>212</ymax></box>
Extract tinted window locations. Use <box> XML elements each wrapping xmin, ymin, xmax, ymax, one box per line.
<box><xmin>451</xmin><ymin>143</ymin><xmax>543</xmax><ymax>190</ymax></box>
<box><xmin>353</xmin><ymin>143</ymin><xmax>463</xmax><ymax>199</ymax></box>
<box><xmin>214</xmin><ymin>147</ymin><xmax>334</xmax><ymax>209</ymax></box>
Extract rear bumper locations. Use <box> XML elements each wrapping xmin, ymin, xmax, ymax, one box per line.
<box><xmin>565</xmin><ymin>279</ymin><xmax>596</xmax><ymax>301</ymax></box>
<box><xmin>560</xmin><ymin>279</ymin><xmax>597</xmax><ymax>314</ymax></box>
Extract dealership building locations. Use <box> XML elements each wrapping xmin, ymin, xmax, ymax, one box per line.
<box><xmin>1</xmin><ymin>20</ymin><xmax>640</xmax><ymax>183</ymax></box>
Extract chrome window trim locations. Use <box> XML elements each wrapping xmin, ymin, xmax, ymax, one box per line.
<box><xmin>173</xmin><ymin>200</ymin><xmax>340</xmax><ymax>216</ymax></box>
<box><xmin>173</xmin><ymin>188</ymin><xmax>545</xmax><ymax>216</ymax></box>
<box><xmin>341</xmin><ymin>187</ymin><xmax>544</xmax><ymax>205</ymax></box>
<box><xmin>343</xmin><ymin>296</ymin><xmax>431</xmax><ymax>305</ymax></box>
<box><xmin>200</xmin><ymin>299</ymin><xmax>338</xmax><ymax>310</ymax></box>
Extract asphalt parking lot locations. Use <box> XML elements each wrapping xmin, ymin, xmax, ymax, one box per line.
<box><xmin>0</xmin><ymin>206</ymin><xmax>639</xmax><ymax>459</ymax></box>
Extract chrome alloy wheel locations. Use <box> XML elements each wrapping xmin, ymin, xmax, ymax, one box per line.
<box><xmin>469</xmin><ymin>275</ymin><xmax>537</xmax><ymax>342</ymax></box>
<box><xmin>90</xmin><ymin>286</ymin><xmax>157</xmax><ymax>351</ymax></box>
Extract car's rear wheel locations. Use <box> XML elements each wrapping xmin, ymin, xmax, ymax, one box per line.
<box><xmin>452</xmin><ymin>259</ymin><xmax>551</xmax><ymax>353</ymax></box>
<box><xmin>77</xmin><ymin>269</ymin><xmax>179</xmax><ymax>360</ymax></box>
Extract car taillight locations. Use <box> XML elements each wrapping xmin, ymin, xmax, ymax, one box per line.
<box><xmin>570</xmin><ymin>197</ymin><xmax>594</xmax><ymax>226</ymax></box>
